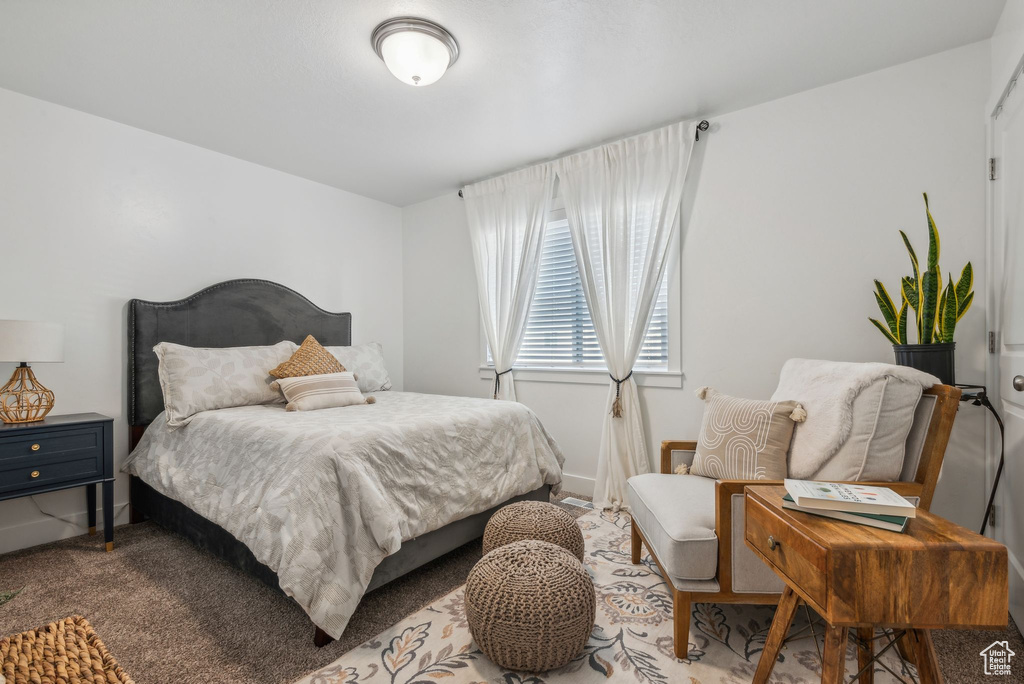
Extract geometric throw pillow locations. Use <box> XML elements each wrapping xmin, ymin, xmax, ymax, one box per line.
<box><xmin>270</xmin><ymin>372</ymin><xmax>372</xmax><ymax>411</ymax></box>
<box><xmin>689</xmin><ymin>386</ymin><xmax>806</xmax><ymax>481</ymax></box>
<box><xmin>269</xmin><ymin>335</ymin><xmax>346</xmax><ymax>379</ymax></box>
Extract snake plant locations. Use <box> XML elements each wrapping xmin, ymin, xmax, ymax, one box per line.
<box><xmin>870</xmin><ymin>193</ymin><xmax>973</xmax><ymax>345</ymax></box>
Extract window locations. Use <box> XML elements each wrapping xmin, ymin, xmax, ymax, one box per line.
<box><xmin>513</xmin><ymin>217</ymin><xmax>670</xmax><ymax>370</ymax></box>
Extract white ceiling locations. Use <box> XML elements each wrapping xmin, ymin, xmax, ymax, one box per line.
<box><xmin>0</xmin><ymin>0</ymin><xmax>1006</xmax><ymax>206</ymax></box>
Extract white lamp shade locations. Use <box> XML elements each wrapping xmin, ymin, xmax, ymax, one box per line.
<box><xmin>0</xmin><ymin>320</ymin><xmax>65</xmax><ymax>363</ymax></box>
<box><xmin>380</xmin><ymin>30</ymin><xmax>452</xmax><ymax>86</ymax></box>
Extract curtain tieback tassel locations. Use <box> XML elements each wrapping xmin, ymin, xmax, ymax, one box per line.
<box><xmin>493</xmin><ymin>368</ymin><xmax>513</xmax><ymax>399</ymax></box>
<box><xmin>609</xmin><ymin>370</ymin><xmax>634</xmax><ymax>417</ymax></box>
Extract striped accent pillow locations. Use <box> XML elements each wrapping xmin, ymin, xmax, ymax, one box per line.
<box><xmin>271</xmin><ymin>372</ymin><xmax>368</xmax><ymax>412</ymax></box>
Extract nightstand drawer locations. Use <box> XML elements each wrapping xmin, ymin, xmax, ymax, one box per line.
<box><xmin>0</xmin><ymin>453</ymin><xmax>102</xmax><ymax>493</ymax></box>
<box><xmin>0</xmin><ymin>426</ymin><xmax>102</xmax><ymax>462</ymax></box>
<box><xmin>746</xmin><ymin>495</ymin><xmax>829</xmax><ymax>608</ymax></box>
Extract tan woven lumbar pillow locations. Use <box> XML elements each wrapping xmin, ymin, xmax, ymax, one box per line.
<box><xmin>271</xmin><ymin>372</ymin><xmax>375</xmax><ymax>411</ymax></box>
<box><xmin>689</xmin><ymin>386</ymin><xmax>806</xmax><ymax>480</ymax></box>
<box><xmin>270</xmin><ymin>335</ymin><xmax>346</xmax><ymax>379</ymax></box>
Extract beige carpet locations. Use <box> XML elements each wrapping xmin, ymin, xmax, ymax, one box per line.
<box><xmin>0</xmin><ymin>492</ymin><xmax>1019</xmax><ymax>683</ymax></box>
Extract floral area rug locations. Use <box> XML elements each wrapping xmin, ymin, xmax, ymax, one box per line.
<box><xmin>295</xmin><ymin>509</ymin><xmax>914</xmax><ymax>684</ymax></box>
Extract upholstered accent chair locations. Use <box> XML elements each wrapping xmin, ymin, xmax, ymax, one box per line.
<box><xmin>628</xmin><ymin>384</ymin><xmax>961</xmax><ymax>659</ymax></box>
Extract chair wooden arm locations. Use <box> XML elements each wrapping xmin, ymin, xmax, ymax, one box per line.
<box><xmin>660</xmin><ymin>440</ymin><xmax>698</xmax><ymax>474</ymax></box>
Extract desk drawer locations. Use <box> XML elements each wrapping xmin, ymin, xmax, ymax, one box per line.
<box><xmin>0</xmin><ymin>453</ymin><xmax>102</xmax><ymax>493</ymax></box>
<box><xmin>0</xmin><ymin>426</ymin><xmax>102</xmax><ymax>462</ymax></box>
<box><xmin>746</xmin><ymin>496</ymin><xmax>829</xmax><ymax>608</ymax></box>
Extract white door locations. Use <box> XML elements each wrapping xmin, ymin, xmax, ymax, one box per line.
<box><xmin>991</xmin><ymin>72</ymin><xmax>1024</xmax><ymax>627</ymax></box>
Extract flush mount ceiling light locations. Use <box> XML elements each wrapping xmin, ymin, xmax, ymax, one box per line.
<box><xmin>371</xmin><ymin>17</ymin><xmax>459</xmax><ymax>87</ymax></box>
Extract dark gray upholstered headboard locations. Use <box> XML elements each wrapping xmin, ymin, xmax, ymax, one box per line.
<box><xmin>128</xmin><ymin>279</ymin><xmax>351</xmax><ymax>428</ymax></box>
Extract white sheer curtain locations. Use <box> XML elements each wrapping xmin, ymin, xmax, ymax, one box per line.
<box><xmin>464</xmin><ymin>165</ymin><xmax>555</xmax><ymax>401</ymax></box>
<box><xmin>557</xmin><ymin>121</ymin><xmax>696</xmax><ymax>509</ymax></box>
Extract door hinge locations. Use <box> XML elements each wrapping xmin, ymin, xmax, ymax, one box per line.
<box><xmin>990</xmin><ymin>157</ymin><xmax>997</xmax><ymax>181</ymax></box>
<box><xmin>989</xmin><ymin>330</ymin><xmax>997</xmax><ymax>353</ymax></box>
<box><xmin>988</xmin><ymin>504</ymin><xmax>997</xmax><ymax>528</ymax></box>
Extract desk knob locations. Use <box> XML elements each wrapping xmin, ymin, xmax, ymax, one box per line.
<box><xmin>31</xmin><ymin>443</ymin><xmax>40</xmax><ymax>451</ymax></box>
<box><xmin>1013</xmin><ymin>375</ymin><xmax>1024</xmax><ymax>392</ymax></box>
<box><xmin>767</xmin><ymin>535</ymin><xmax>779</xmax><ymax>551</ymax></box>
<box><xmin>30</xmin><ymin>470</ymin><xmax>40</xmax><ymax>478</ymax></box>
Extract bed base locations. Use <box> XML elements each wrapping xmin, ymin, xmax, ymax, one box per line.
<box><xmin>129</xmin><ymin>475</ymin><xmax>551</xmax><ymax>646</ymax></box>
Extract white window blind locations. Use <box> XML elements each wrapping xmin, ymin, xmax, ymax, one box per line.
<box><xmin>514</xmin><ymin>218</ymin><xmax>669</xmax><ymax>369</ymax></box>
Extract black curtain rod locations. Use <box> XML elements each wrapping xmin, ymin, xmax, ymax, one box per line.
<box><xmin>458</xmin><ymin>120</ymin><xmax>711</xmax><ymax>198</ymax></box>
<box><xmin>694</xmin><ymin>119</ymin><xmax>710</xmax><ymax>141</ymax></box>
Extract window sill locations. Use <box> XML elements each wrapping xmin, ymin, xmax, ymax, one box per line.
<box><xmin>478</xmin><ymin>365</ymin><xmax>683</xmax><ymax>388</ymax></box>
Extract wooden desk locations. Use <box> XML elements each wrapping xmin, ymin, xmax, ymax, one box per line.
<box><xmin>745</xmin><ymin>486</ymin><xmax>1008</xmax><ymax>683</ymax></box>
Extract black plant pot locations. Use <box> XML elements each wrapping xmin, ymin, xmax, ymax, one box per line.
<box><xmin>893</xmin><ymin>342</ymin><xmax>955</xmax><ymax>385</ymax></box>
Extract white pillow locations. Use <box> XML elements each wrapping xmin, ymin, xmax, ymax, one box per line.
<box><xmin>325</xmin><ymin>342</ymin><xmax>393</xmax><ymax>393</ymax></box>
<box><xmin>271</xmin><ymin>372</ymin><xmax>369</xmax><ymax>411</ymax></box>
<box><xmin>771</xmin><ymin>359</ymin><xmax>936</xmax><ymax>481</ymax></box>
<box><xmin>154</xmin><ymin>340</ymin><xmax>296</xmax><ymax>427</ymax></box>
<box><xmin>809</xmin><ymin>377</ymin><xmax>923</xmax><ymax>481</ymax></box>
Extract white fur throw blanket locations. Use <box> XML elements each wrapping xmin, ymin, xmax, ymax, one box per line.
<box><xmin>770</xmin><ymin>359</ymin><xmax>939</xmax><ymax>475</ymax></box>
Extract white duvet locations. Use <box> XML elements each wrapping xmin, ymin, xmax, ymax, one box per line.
<box><xmin>122</xmin><ymin>391</ymin><xmax>564</xmax><ymax>638</ymax></box>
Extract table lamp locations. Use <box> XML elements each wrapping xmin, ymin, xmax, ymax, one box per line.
<box><xmin>0</xmin><ymin>320</ymin><xmax>65</xmax><ymax>424</ymax></box>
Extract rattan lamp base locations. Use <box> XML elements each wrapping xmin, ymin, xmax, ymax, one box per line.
<box><xmin>0</xmin><ymin>363</ymin><xmax>55</xmax><ymax>424</ymax></box>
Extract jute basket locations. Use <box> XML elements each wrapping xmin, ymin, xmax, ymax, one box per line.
<box><xmin>465</xmin><ymin>539</ymin><xmax>595</xmax><ymax>672</ymax></box>
<box><xmin>482</xmin><ymin>501</ymin><xmax>585</xmax><ymax>561</ymax></box>
<box><xmin>0</xmin><ymin>616</ymin><xmax>135</xmax><ymax>684</ymax></box>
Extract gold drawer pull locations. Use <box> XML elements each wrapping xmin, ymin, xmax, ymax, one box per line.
<box><xmin>767</xmin><ymin>535</ymin><xmax>780</xmax><ymax>551</ymax></box>
<box><xmin>30</xmin><ymin>470</ymin><xmax>40</xmax><ymax>478</ymax></box>
<box><xmin>31</xmin><ymin>443</ymin><xmax>41</xmax><ymax>451</ymax></box>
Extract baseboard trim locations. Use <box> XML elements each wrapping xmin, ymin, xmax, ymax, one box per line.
<box><xmin>0</xmin><ymin>502</ymin><xmax>130</xmax><ymax>555</ymax></box>
<box><xmin>561</xmin><ymin>473</ymin><xmax>595</xmax><ymax>498</ymax></box>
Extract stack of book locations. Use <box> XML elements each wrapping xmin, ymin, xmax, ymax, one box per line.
<box><xmin>782</xmin><ymin>479</ymin><xmax>916</xmax><ymax>532</ymax></box>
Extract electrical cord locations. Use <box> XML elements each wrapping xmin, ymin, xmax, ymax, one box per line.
<box><xmin>967</xmin><ymin>390</ymin><xmax>1006</xmax><ymax>537</ymax></box>
<box><xmin>27</xmin><ymin>496</ymin><xmax>129</xmax><ymax>529</ymax></box>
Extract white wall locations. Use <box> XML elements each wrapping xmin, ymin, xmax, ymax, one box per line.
<box><xmin>0</xmin><ymin>87</ymin><xmax>403</xmax><ymax>553</ymax></box>
<box><xmin>403</xmin><ymin>41</ymin><xmax>991</xmax><ymax>526</ymax></box>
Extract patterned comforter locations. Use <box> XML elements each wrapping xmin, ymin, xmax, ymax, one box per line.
<box><xmin>122</xmin><ymin>391</ymin><xmax>564</xmax><ymax>638</ymax></box>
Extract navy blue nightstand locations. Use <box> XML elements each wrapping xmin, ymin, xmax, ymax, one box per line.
<box><xmin>0</xmin><ymin>413</ymin><xmax>115</xmax><ymax>551</ymax></box>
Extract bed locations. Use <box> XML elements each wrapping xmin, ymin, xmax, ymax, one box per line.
<box><xmin>123</xmin><ymin>279</ymin><xmax>564</xmax><ymax>646</ymax></box>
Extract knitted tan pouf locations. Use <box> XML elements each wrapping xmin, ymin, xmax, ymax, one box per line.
<box><xmin>465</xmin><ymin>539</ymin><xmax>595</xmax><ymax>672</ymax></box>
<box><xmin>483</xmin><ymin>501</ymin><xmax>585</xmax><ymax>561</ymax></box>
